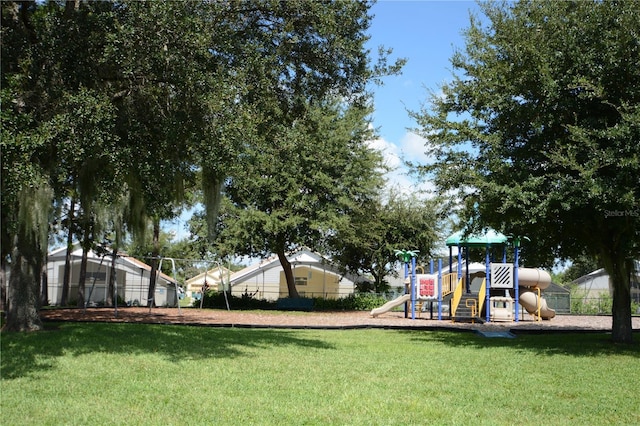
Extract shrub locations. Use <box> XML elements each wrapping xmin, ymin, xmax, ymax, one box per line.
<box><xmin>197</xmin><ymin>291</ymin><xmax>276</xmax><ymax>310</ymax></box>
<box><xmin>117</xmin><ymin>294</ymin><xmax>127</xmax><ymax>307</ymax></box>
<box><xmin>192</xmin><ymin>292</ymin><xmax>387</xmax><ymax>312</ymax></box>
<box><xmin>570</xmin><ymin>293</ymin><xmax>614</xmax><ymax>315</ymax></box>
<box><xmin>313</xmin><ymin>293</ymin><xmax>387</xmax><ymax>311</ymax></box>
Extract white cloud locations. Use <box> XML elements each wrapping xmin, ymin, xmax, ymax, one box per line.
<box><xmin>368</xmin><ymin>136</ymin><xmax>402</xmax><ymax>170</ymax></box>
<box><xmin>398</xmin><ymin>131</ymin><xmax>432</xmax><ymax>166</ymax></box>
<box><xmin>368</xmin><ymin>133</ymin><xmax>435</xmax><ymax>199</ymax></box>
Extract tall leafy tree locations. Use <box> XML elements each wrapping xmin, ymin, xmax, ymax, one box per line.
<box><xmin>209</xmin><ymin>1</ymin><xmax>403</xmax><ymax>297</ymax></box>
<box><xmin>105</xmin><ymin>1</ymin><xmax>257</xmax><ymax>304</ymax></box>
<box><xmin>106</xmin><ymin>1</ymin><xmax>206</xmax><ymax>304</ymax></box>
<box><xmin>0</xmin><ymin>0</ymin><xmax>44</xmax><ymax>328</ymax></box>
<box><xmin>1</xmin><ymin>0</ymin><xmax>399</xmax><ymax>327</ymax></box>
<box><xmin>1</xmin><ymin>1</ymin><xmax>121</xmax><ymax>329</ymax></box>
<box><xmin>412</xmin><ymin>1</ymin><xmax>640</xmax><ymax>343</ymax></box>
<box><xmin>48</xmin><ymin>90</ymin><xmax>120</xmax><ymax>306</ymax></box>
<box><xmin>218</xmin><ymin>100</ymin><xmax>384</xmax><ymax>297</ymax></box>
<box><xmin>332</xmin><ymin>191</ymin><xmax>442</xmax><ymax>293</ymax></box>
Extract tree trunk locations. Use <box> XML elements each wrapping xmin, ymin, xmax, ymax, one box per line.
<box><xmin>77</xmin><ymin>244</ymin><xmax>89</xmax><ymax>308</ymax></box>
<box><xmin>61</xmin><ymin>198</ymin><xmax>76</xmax><ymax>306</ymax></box>
<box><xmin>600</xmin><ymin>245</ymin><xmax>634</xmax><ymax>344</ymax></box>
<box><xmin>77</xmin><ymin>221</ymin><xmax>91</xmax><ymax>308</ymax></box>
<box><xmin>106</xmin><ymin>247</ymin><xmax>117</xmax><ymax>306</ymax></box>
<box><xmin>40</xmin><ymin>256</ymin><xmax>48</xmax><ymax>307</ymax></box>
<box><xmin>373</xmin><ymin>271</ymin><xmax>386</xmax><ymax>294</ymax></box>
<box><xmin>373</xmin><ymin>263</ymin><xmax>388</xmax><ymax>293</ymax></box>
<box><xmin>277</xmin><ymin>249</ymin><xmax>299</xmax><ymax>298</ymax></box>
<box><xmin>606</xmin><ymin>257</ymin><xmax>633</xmax><ymax>344</ymax></box>
<box><xmin>0</xmin><ymin>257</ymin><xmax>7</xmax><ymax>313</ymax></box>
<box><xmin>147</xmin><ymin>218</ymin><xmax>160</xmax><ymax>307</ymax></box>
<box><xmin>4</xmin><ymin>233</ymin><xmax>43</xmax><ymax>332</ymax></box>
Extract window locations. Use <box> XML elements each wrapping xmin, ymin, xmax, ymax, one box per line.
<box><xmin>295</xmin><ymin>276</ymin><xmax>308</xmax><ymax>286</ymax></box>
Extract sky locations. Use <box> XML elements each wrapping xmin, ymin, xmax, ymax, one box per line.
<box><xmin>365</xmin><ymin>0</ymin><xmax>482</xmax><ymax>194</ymax></box>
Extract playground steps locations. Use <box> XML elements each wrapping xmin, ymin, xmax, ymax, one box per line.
<box><xmin>452</xmin><ymin>293</ymin><xmax>485</xmax><ymax>324</ymax></box>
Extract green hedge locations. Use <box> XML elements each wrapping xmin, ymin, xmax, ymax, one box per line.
<box><xmin>195</xmin><ymin>291</ymin><xmax>276</xmax><ymax>310</ymax></box>
<box><xmin>313</xmin><ymin>293</ymin><xmax>388</xmax><ymax>311</ymax></box>
<box><xmin>192</xmin><ymin>291</ymin><xmax>387</xmax><ymax>312</ymax></box>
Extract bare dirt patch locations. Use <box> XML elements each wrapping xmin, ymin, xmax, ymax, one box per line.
<box><xmin>40</xmin><ymin>307</ymin><xmax>640</xmax><ymax>333</ymax></box>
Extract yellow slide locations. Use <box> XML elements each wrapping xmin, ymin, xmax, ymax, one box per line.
<box><xmin>370</xmin><ymin>294</ymin><xmax>411</xmax><ymax>317</ymax></box>
<box><xmin>517</xmin><ymin>268</ymin><xmax>556</xmax><ymax>319</ymax></box>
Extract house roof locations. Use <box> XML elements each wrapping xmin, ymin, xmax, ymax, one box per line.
<box><xmin>186</xmin><ymin>266</ymin><xmax>231</xmax><ymax>286</ymax></box>
<box><xmin>229</xmin><ymin>249</ymin><xmax>351</xmax><ymax>286</ymax></box>
<box><xmin>572</xmin><ymin>260</ymin><xmax>640</xmax><ymax>286</ymax></box>
<box><xmin>573</xmin><ymin>268</ymin><xmax>608</xmax><ymax>285</ymax></box>
<box><xmin>48</xmin><ymin>243</ymin><xmax>177</xmax><ymax>284</ymax></box>
<box><xmin>545</xmin><ymin>281</ymin><xmax>570</xmax><ymax>293</ymax></box>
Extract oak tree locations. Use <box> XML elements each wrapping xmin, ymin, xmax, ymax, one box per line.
<box><xmin>413</xmin><ymin>1</ymin><xmax>640</xmax><ymax>343</ymax></box>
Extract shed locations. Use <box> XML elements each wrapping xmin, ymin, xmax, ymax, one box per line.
<box><xmin>46</xmin><ymin>244</ymin><xmax>178</xmax><ymax>307</ymax></box>
<box><xmin>541</xmin><ymin>281</ymin><xmax>571</xmax><ymax>314</ymax></box>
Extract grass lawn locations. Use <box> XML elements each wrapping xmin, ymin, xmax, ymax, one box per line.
<box><xmin>2</xmin><ymin>323</ymin><xmax>639</xmax><ymax>425</ymax></box>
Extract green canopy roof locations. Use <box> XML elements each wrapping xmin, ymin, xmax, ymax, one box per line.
<box><xmin>445</xmin><ymin>229</ymin><xmax>509</xmax><ymax>247</ymax></box>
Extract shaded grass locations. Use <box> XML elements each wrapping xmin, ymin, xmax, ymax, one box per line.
<box><xmin>1</xmin><ymin>323</ymin><xmax>639</xmax><ymax>425</ymax></box>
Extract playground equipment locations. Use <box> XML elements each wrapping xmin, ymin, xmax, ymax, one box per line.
<box><xmin>370</xmin><ymin>272</ymin><xmax>440</xmax><ymax>318</ymax></box>
<box><xmin>216</xmin><ymin>260</ymin><xmax>231</xmax><ymax>311</ymax></box>
<box><xmin>84</xmin><ymin>252</ymin><xmax>109</xmax><ymax>314</ymax></box>
<box><xmin>371</xmin><ymin>250</ymin><xmax>442</xmax><ymax>320</ymax></box>
<box><xmin>149</xmin><ymin>257</ymin><xmax>181</xmax><ymax>315</ymax></box>
<box><xmin>486</xmin><ymin>265</ymin><xmax>555</xmax><ymax>321</ymax></box>
<box><xmin>518</xmin><ymin>268</ymin><xmax>555</xmax><ymax>320</ymax></box>
<box><xmin>370</xmin><ymin>294</ymin><xmax>410</xmax><ymax>317</ymax></box>
<box><xmin>83</xmin><ymin>248</ymin><xmax>121</xmax><ymax>318</ymax></box>
<box><xmin>370</xmin><ymin>229</ymin><xmax>556</xmax><ymax>323</ymax></box>
<box><xmin>489</xmin><ymin>297</ymin><xmax>513</xmax><ymax>321</ymax></box>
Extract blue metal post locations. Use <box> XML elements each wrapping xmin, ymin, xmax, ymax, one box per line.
<box><xmin>457</xmin><ymin>246</ymin><xmax>462</xmax><ymax>279</ymax></box>
<box><xmin>430</xmin><ymin>259</ymin><xmax>434</xmax><ymax>274</ymax></box>
<box><xmin>411</xmin><ymin>256</ymin><xmax>417</xmax><ymax>320</ymax></box>
<box><xmin>465</xmin><ymin>246</ymin><xmax>470</xmax><ymax>293</ymax></box>
<box><xmin>404</xmin><ymin>261</ymin><xmax>409</xmax><ymax>318</ymax></box>
<box><xmin>485</xmin><ymin>245</ymin><xmax>491</xmax><ymax>323</ymax></box>
<box><xmin>437</xmin><ymin>259</ymin><xmax>442</xmax><ymax>320</ymax></box>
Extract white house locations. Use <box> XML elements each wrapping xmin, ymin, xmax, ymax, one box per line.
<box><xmin>185</xmin><ymin>265</ymin><xmax>232</xmax><ymax>298</ymax></box>
<box><xmin>46</xmin><ymin>244</ymin><xmax>178</xmax><ymax>307</ymax></box>
<box><xmin>573</xmin><ymin>261</ymin><xmax>640</xmax><ymax>303</ymax></box>
<box><xmin>229</xmin><ymin>249</ymin><xmax>358</xmax><ymax>300</ymax></box>
<box><xmin>573</xmin><ymin>269</ymin><xmax>611</xmax><ymax>299</ymax></box>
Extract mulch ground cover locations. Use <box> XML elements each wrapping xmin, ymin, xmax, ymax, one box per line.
<box><xmin>39</xmin><ymin>307</ymin><xmax>640</xmax><ymax>333</ymax></box>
